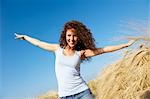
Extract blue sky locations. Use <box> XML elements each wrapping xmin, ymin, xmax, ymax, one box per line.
<box><xmin>1</xmin><ymin>0</ymin><xmax>149</xmax><ymax>99</ymax></box>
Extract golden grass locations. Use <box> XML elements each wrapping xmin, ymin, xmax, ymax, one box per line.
<box><xmin>38</xmin><ymin>91</ymin><xmax>58</xmax><ymax>99</ymax></box>
<box><xmin>89</xmin><ymin>45</ymin><xmax>150</xmax><ymax>99</ymax></box>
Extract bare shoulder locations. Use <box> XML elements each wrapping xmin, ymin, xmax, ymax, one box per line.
<box><xmin>80</xmin><ymin>48</ymin><xmax>104</xmax><ymax>58</ymax></box>
<box><xmin>80</xmin><ymin>50</ymin><xmax>85</xmax><ymax>55</ymax></box>
<box><xmin>53</xmin><ymin>44</ymin><xmax>60</xmax><ymax>51</ymax></box>
<box><xmin>80</xmin><ymin>49</ymin><xmax>93</xmax><ymax>58</ymax></box>
<box><xmin>45</xmin><ymin>43</ymin><xmax>60</xmax><ymax>52</ymax></box>
<box><xmin>80</xmin><ymin>49</ymin><xmax>89</xmax><ymax>55</ymax></box>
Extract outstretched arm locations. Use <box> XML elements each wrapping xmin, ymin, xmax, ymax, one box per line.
<box><xmin>15</xmin><ymin>33</ymin><xmax>59</xmax><ymax>52</ymax></box>
<box><xmin>101</xmin><ymin>40</ymin><xmax>135</xmax><ymax>53</ymax></box>
<box><xmin>82</xmin><ymin>40</ymin><xmax>136</xmax><ymax>58</ymax></box>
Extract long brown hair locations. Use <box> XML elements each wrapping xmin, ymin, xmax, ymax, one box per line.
<box><xmin>59</xmin><ymin>20</ymin><xmax>96</xmax><ymax>61</ymax></box>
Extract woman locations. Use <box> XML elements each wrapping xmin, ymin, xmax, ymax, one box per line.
<box><xmin>15</xmin><ymin>20</ymin><xmax>136</xmax><ymax>99</ymax></box>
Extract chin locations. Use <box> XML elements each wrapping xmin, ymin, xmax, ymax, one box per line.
<box><xmin>70</xmin><ymin>46</ymin><xmax>75</xmax><ymax>48</ymax></box>
<box><xmin>69</xmin><ymin>45</ymin><xmax>75</xmax><ymax>48</ymax></box>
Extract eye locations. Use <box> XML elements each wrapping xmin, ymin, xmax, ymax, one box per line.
<box><xmin>73</xmin><ymin>34</ymin><xmax>77</xmax><ymax>37</ymax></box>
<box><xmin>74</xmin><ymin>35</ymin><xmax>78</xmax><ymax>38</ymax></box>
<box><xmin>67</xmin><ymin>34</ymin><xmax>71</xmax><ymax>36</ymax></box>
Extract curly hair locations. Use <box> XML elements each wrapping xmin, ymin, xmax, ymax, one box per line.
<box><xmin>59</xmin><ymin>20</ymin><xmax>97</xmax><ymax>61</ymax></box>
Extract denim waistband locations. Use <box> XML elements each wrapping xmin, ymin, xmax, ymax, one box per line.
<box><xmin>60</xmin><ymin>89</ymin><xmax>92</xmax><ymax>98</ymax></box>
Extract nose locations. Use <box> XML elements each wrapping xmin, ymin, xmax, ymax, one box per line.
<box><xmin>70</xmin><ymin>36</ymin><xmax>74</xmax><ymax>41</ymax></box>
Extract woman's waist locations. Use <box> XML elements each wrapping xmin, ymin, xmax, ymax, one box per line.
<box><xmin>58</xmin><ymin>82</ymin><xmax>88</xmax><ymax>97</ymax></box>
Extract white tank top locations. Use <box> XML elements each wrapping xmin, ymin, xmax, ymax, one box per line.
<box><xmin>54</xmin><ymin>46</ymin><xmax>88</xmax><ymax>97</ymax></box>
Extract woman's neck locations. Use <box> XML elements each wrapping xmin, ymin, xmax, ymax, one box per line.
<box><xmin>63</xmin><ymin>46</ymin><xmax>76</xmax><ymax>56</ymax></box>
<box><xmin>65</xmin><ymin>45</ymin><xmax>75</xmax><ymax>51</ymax></box>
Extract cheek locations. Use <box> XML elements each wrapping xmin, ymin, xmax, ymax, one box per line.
<box><xmin>75</xmin><ymin>37</ymin><xmax>78</xmax><ymax>41</ymax></box>
<box><xmin>66</xmin><ymin>36</ymin><xmax>69</xmax><ymax>41</ymax></box>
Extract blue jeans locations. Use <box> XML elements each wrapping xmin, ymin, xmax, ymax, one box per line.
<box><xmin>59</xmin><ymin>89</ymin><xmax>94</xmax><ymax>99</ymax></box>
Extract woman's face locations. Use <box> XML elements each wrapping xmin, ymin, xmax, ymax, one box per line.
<box><xmin>66</xmin><ymin>29</ymin><xmax>78</xmax><ymax>49</ymax></box>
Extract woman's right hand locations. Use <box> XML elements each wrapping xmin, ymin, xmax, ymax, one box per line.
<box><xmin>14</xmin><ymin>33</ymin><xmax>26</xmax><ymax>40</ymax></box>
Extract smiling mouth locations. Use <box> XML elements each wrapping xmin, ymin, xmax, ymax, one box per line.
<box><xmin>70</xmin><ymin>43</ymin><xmax>74</xmax><ymax>45</ymax></box>
<box><xmin>68</xmin><ymin>41</ymin><xmax>74</xmax><ymax>44</ymax></box>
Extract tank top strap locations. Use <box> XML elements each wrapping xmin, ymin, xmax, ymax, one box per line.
<box><xmin>55</xmin><ymin>45</ymin><xmax>63</xmax><ymax>54</ymax></box>
<box><xmin>76</xmin><ymin>51</ymin><xmax>81</xmax><ymax>57</ymax></box>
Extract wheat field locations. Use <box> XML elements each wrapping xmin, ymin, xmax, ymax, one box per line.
<box><xmin>88</xmin><ymin>45</ymin><xmax>150</xmax><ymax>99</ymax></box>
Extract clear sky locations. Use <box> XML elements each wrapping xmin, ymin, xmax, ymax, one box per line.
<box><xmin>1</xmin><ymin>0</ymin><xmax>149</xmax><ymax>99</ymax></box>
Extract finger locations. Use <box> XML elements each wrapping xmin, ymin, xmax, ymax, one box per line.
<box><xmin>14</xmin><ymin>33</ymin><xmax>18</xmax><ymax>36</ymax></box>
<box><xmin>15</xmin><ymin>35</ymin><xmax>22</xmax><ymax>39</ymax></box>
<box><xmin>15</xmin><ymin>37</ymin><xmax>20</xmax><ymax>39</ymax></box>
<box><xmin>15</xmin><ymin>37</ymin><xmax>23</xmax><ymax>40</ymax></box>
